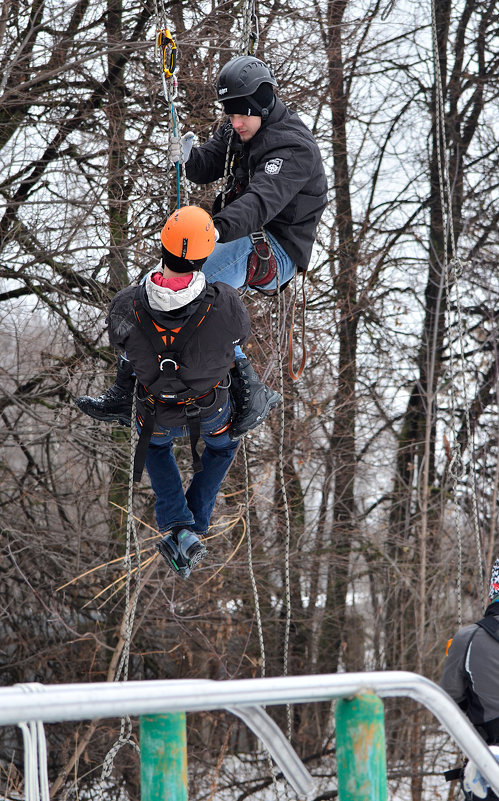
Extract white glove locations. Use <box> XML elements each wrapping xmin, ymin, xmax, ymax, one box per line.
<box><xmin>214</xmin><ymin>226</ymin><xmax>220</xmax><ymax>243</ymax></box>
<box><xmin>169</xmin><ymin>131</ymin><xmax>195</xmax><ymax>164</ymax></box>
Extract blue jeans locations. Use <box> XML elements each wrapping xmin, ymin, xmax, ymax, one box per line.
<box><xmin>144</xmin><ymin>399</ymin><xmax>238</xmax><ymax>536</ymax></box>
<box><xmin>202</xmin><ymin>231</ymin><xmax>296</xmax><ymax>290</ymax></box>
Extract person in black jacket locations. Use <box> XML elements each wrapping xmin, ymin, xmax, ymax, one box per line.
<box><xmin>441</xmin><ymin>559</ymin><xmax>499</xmax><ymax>798</ymax></box>
<box><xmin>104</xmin><ymin>206</ymin><xmax>254</xmax><ymax>579</ymax></box>
<box><xmin>184</xmin><ymin>54</ymin><xmax>328</xmax><ymax>291</ymax></box>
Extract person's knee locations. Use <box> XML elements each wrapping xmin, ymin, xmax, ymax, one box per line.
<box><xmin>204</xmin><ymin>441</ymin><xmax>238</xmax><ymax>459</ymax></box>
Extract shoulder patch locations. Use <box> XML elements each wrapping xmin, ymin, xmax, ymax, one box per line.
<box><xmin>264</xmin><ymin>158</ymin><xmax>283</xmax><ymax>175</ymax></box>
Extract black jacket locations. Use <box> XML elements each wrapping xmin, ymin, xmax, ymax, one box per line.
<box><xmin>107</xmin><ymin>281</ymin><xmax>251</xmax><ymax>427</ymax></box>
<box><xmin>185</xmin><ymin>98</ymin><xmax>328</xmax><ymax>272</ymax></box>
<box><xmin>441</xmin><ymin>603</ymin><xmax>499</xmax><ymax>734</ymax></box>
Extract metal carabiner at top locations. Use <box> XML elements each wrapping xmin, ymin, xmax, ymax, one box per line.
<box><xmin>156</xmin><ymin>28</ymin><xmax>177</xmax><ymax>79</ymax></box>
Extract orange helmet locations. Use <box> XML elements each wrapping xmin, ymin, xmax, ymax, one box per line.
<box><xmin>161</xmin><ymin>206</ymin><xmax>215</xmax><ymax>261</ymax></box>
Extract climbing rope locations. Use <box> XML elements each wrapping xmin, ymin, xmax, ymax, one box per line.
<box><xmin>219</xmin><ymin>0</ymin><xmax>258</xmax><ymax>200</ymax></box>
<box><xmin>240</xmin><ymin>0</ymin><xmax>259</xmax><ymax>56</ymax></box>
<box><xmin>272</xmin><ymin>242</ymin><xmax>293</xmax><ymax>743</ymax></box>
<box><xmin>431</xmin><ymin>0</ymin><xmax>483</xmax><ymax>620</ymax></box>
<box><xmin>98</xmin><ymin>392</ymin><xmax>141</xmax><ymax>797</ymax></box>
<box><xmin>154</xmin><ymin>11</ymin><xmax>188</xmax><ymax>208</ymax></box>
<box><xmin>95</xmin><ymin>6</ymin><xmax>184</xmax><ymax>779</ymax></box>
<box><xmin>242</xmin><ymin>439</ymin><xmax>267</xmax><ymax>679</ymax></box>
<box><xmin>226</xmin><ymin>0</ymin><xmax>292</xmax><ymax>791</ymax></box>
<box><xmin>114</xmin><ymin>396</ymin><xmax>141</xmax><ymax>684</ymax></box>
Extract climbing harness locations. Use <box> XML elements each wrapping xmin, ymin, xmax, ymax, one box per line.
<box><xmin>132</xmin><ymin>284</ymin><xmax>223</xmax><ymax>479</ymax></box>
<box><xmin>247</xmin><ymin>231</ymin><xmax>278</xmax><ymax>290</ymax></box>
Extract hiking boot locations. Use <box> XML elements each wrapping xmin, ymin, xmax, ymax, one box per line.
<box><xmin>75</xmin><ymin>355</ymin><xmax>135</xmax><ymax>426</ymax></box>
<box><xmin>156</xmin><ymin>528</ymin><xmax>207</xmax><ymax>579</ymax></box>
<box><xmin>229</xmin><ymin>358</ymin><xmax>282</xmax><ymax>440</ymax></box>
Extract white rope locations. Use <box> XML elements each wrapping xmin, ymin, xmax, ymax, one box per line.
<box><xmin>243</xmin><ymin>439</ymin><xmax>267</xmax><ymax>680</ymax></box>
<box><xmin>15</xmin><ymin>684</ymin><xmax>50</xmax><ymax>801</ymax></box>
<box><xmin>220</xmin><ymin>0</ymin><xmax>257</xmax><ymax>197</ymax></box>
<box><xmin>153</xmin><ymin>0</ymin><xmax>168</xmax><ymax>30</ymax></box>
<box><xmin>272</xmin><ymin>244</ymin><xmax>292</xmax><ymax>744</ymax></box>
<box><xmin>240</xmin><ymin>0</ymin><xmax>259</xmax><ymax>56</ymax></box>
<box><xmin>98</xmin><ymin>392</ymin><xmax>141</xmax><ymax>797</ymax></box>
<box><xmin>115</xmin><ymin>393</ymin><xmax>141</xmax><ymax>685</ymax></box>
<box><xmin>224</xmin><ymin>6</ymin><xmax>286</xmax><ymax>794</ymax></box>
<box><xmin>430</xmin><ymin>0</ymin><xmax>483</xmax><ymax>620</ymax></box>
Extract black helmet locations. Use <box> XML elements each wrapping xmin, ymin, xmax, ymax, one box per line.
<box><xmin>216</xmin><ymin>56</ymin><xmax>277</xmax><ymax>101</ymax></box>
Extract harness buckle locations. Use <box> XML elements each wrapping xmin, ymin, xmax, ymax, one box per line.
<box><xmin>184</xmin><ymin>402</ymin><xmax>201</xmax><ymax>418</ymax></box>
<box><xmin>249</xmin><ymin>231</ymin><xmax>273</xmax><ymax>263</ymax></box>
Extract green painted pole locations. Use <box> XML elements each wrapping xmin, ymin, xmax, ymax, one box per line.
<box><xmin>335</xmin><ymin>692</ymin><xmax>387</xmax><ymax>801</ymax></box>
<box><xmin>140</xmin><ymin>713</ymin><xmax>188</xmax><ymax>801</ymax></box>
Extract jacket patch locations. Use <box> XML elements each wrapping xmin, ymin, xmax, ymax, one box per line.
<box><xmin>264</xmin><ymin>158</ymin><xmax>283</xmax><ymax>175</ymax></box>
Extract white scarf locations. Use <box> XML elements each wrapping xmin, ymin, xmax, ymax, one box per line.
<box><xmin>145</xmin><ymin>268</ymin><xmax>207</xmax><ymax>313</ymax></box>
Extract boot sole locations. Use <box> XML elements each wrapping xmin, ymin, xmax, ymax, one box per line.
<box><xmin>186</xmin><ymin>544</ymin><xmax>208</xmax><ymax>570</ymax></box>
<box><xmin>229</xmin><ymin>392</ymin><xmax>282</xmax><ymax>439</ymax></box>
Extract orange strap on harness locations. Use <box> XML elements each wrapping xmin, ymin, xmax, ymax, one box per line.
<box><xmin>288</xmin><ymin>272</ymin><xmax>307</xmax><ymax>381</ymax></box>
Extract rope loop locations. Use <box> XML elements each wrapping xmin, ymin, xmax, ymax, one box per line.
<box><xmin>449</xmin><ymin>445</ymin><xmax>466</xmax><ymax>482</ymax></box>
<box><xmin>449</xmin><ymin>257</ymin><xmax>466</xmax><ymax>281</ymax></box>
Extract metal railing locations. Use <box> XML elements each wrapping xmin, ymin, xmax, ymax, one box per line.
<box><xmin>2</xmin><ymin>671</ymin><xmax>499</xmax><ymax>800</ymax></box>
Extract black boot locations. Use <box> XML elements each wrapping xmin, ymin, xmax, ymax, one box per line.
<box><xmin>156</xmin><ymin>528</ymin><xmax>207</xmax><ymax>580</ymax></box>
<box><xmin>75</xmin><ymin>355</ymin><xmax>135</xmax><ymax>426</ymax></box>
<box><xmin>229</xmin><ymin>358</ymin><xmax>282</xmax><ymax>440</ymax></box>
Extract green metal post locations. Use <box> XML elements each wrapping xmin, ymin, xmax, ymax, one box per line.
<box><xmin>140</xmin><ymin>713</ymin><xmax>188</xmax><ymax>801</ymax></box>
<box><xmin>335</xmin><ymin>692</ymin><xmax>387</xmax><ymax>801</ymax></box>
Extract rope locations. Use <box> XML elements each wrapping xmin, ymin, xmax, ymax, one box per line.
<box><xmin>240</xmin><ymin>0</ymin><xmax>259</xmax><ymax>56</ymax></box>
<box><xmin>272</xmin><ymin>245</ymin><xmax>293</xmax><ymax>744</ymax></box>
<box><xmin>15</xmin><ymin>684</ymin><xmax>50</xmax><ymax>801</ymax></box>
<box><xmin>155</xmin><ymin>13</ymin><xmax>189</xmax><ymax>208</ymax></box>
<box><xmin>114</xmin><ymin>394</ymin><xmax>141</xmax><ymax>683</ymax></box>
<box><xmin>232</xmin><ymin>3</ymin><xmax>290</xmax><ymax>792</ymax></box>
<box><xmin>98</xmin><ymin>392</ymin><xmax>141</xmax><ymax>797</ymax></box>
<box><xmin>153</xmin><ymin>0</ymin><xmax>168</xmax><ymax>29</ymax></box>
<box><xmin>243</xmin><ymin>440</ymin><xmax>267</xmax><ymax>678</ymax></box>
<box><xmin>288</xmin><ymin>273</ymin><xmax>307</xmax><ymax>381</ymax></box>
<box><xmin>219</xmin><ymin>0</ymin><xmax>257</xmax><ymax>197</ymax></box>
<box><xmin>430</xmin><ymin>0</ymin><xmax>483</xmax><ymax>620</ymax></box>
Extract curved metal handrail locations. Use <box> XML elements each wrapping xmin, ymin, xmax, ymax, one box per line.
<box><xmin>2</xmin><ymin>671</ymin><xmax>499</xmax><ymax>796</ymax></box>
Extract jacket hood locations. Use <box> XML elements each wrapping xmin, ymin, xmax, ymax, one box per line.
<box><xmin>145</xmin><ymin>268</ymin><xmax>206</xmax><ymax>313</ymax></box>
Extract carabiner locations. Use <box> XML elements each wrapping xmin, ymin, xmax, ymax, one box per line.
<box><xmin>156</xmin><ymin>28</ymin><xmax>177</xmax><ymax>78</ymax></box>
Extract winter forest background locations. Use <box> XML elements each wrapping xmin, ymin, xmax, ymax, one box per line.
<box><xmin>1</xmin><ymin>0</ymin><xmax>499</xmax><ymax>798</ymax></box>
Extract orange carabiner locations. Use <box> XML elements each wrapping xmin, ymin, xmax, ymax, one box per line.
<box><xmin>156</xmin><ymin>28</ymin><xmax>177</xmax><ymax>78</ymax></box>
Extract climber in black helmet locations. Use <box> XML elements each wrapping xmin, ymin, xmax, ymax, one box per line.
<box><xmin>187</xmin><ymin>54</ymin><xmax>328</xmax><ymax>292</ymax></box>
